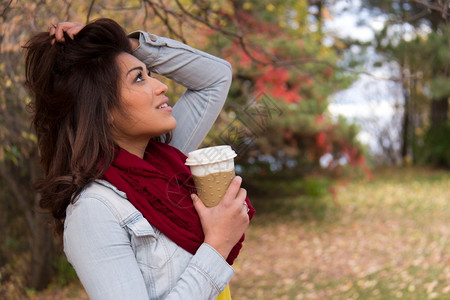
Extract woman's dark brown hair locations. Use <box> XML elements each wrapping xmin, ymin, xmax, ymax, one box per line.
<box><xmin>24</xmin><ymin>18</ymin><xmax>167</xmax><ymax>234</ymax></box>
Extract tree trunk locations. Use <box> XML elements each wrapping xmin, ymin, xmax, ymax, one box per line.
<box><xmin>29</xmin><ymin>206</ymin><xmax>55</xmax><ymax>290</ymax></box>
<box><xmin>430</xmin><ymin>96</ymin><xmax>449</xmax><ymax>127</ymax></box>
<box><xmin>28</xmin><ymin>155</ymin><xmax>55</xmax><ymax>290</ymax></box>
<box><xmin>0</xmin><ymin>157</ymin><xmax>56</xmax><ymax>290</ymax></box>
<box><xmin>428</xmin><ymin>11</ymin><xmax>449</xmax><ymax>128</ymax></box>
<box><xmin>400</xmin><ymin>76</ymin><xmax>411</xmax><ymax>161</ymax></box>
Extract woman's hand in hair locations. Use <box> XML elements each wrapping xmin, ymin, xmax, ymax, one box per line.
<box><xmin>191</xmin><ymin>176</ymin><xmax>250</xmax><ymax>260</ymax></box>
<box><xmin>48</xmin><ymin>22</ymin><xmax>85</xmax><ymax>44</ymax></box>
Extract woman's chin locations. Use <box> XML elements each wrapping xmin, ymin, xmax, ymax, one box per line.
<box><xmin>160</xmin><ymin>118</ymin><xmax>177</xmax><ymax>135</ymax></box>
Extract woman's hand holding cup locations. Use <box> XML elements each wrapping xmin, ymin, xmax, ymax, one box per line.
<box><xmin>191</xmin><ymin>176</ymin><xmax>250</xmax><ymax>260</ymax></box>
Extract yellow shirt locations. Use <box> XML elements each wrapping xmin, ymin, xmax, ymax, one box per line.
<box><xmin>217</xmin><ymin>284</ymin><xmax>231</xmax><ymax>299</ymax></box>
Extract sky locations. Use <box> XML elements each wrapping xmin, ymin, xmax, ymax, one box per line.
<box><xmin>322</xmin><ymin>0</ymin><xmax>403</xmax><ymax>155</ymax></box>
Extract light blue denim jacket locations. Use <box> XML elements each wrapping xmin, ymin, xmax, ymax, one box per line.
<box><xmin>63</xmin><ymin>31</ymin><xmax>234</xmax><ymax>300</ymax></box>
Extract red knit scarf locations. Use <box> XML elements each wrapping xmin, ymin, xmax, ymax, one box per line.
<box><xmin>103</xmin><ymin>140</ymin><xmax>255</xmax><ymax>265</ymax></box>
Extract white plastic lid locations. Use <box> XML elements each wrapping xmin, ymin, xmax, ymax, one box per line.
<box><xmin>185</xmin><ymin>145</ymin><xmax>237</xmax><ymax>166</ymax></box>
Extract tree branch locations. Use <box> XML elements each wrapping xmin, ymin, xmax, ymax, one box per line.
<box><xmin>406</xmin><ymin>7</ymin><xmax>434</xmax><ymax>23</ymax></box>
<box><xmin>171</xmin><ymin>0</ymin><xmax>282</xmax><ymax>64</ymax></box>
<box><xmin>143</xmin><ymin>0</ymin><xmax>187</xmax><ymax>42</ymax></box>
<box><xmin>0</xmin><ymin>0</ymin><xmax>13</xmax><ymax>19</ymax></box>
<box><xmin>411</xmin><ymin>0</ymin><xmax>450</xmax><ymax>19</ymax></box>
<box><xmin>86</xmin><ymin>0</ymin><xmax>96</xmax><ymax>23</ymax></box>
<box><xmin>173</xmin><ymin>0</ymin><xmax>242</xmax><ymax>39</ymax></box>
<box><xmin>142</xmin><ymin>0</ymin><xmax>405</xmax><ymax>81</ymax></box>
<box><xmin>98</xmin><ymin>1</ymin><xmax>142</xmax><ymax>11</ymax></box>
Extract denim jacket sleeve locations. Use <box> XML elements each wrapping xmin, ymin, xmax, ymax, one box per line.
<box><xmin>64</xmin><ymin>182</ymin><xmax>234</xmax><ymax>300</ymax></box>
<box><xmin>129</xmin><ymin>31</ymin><xmax>232</xmax><ymax>155</ymax></box>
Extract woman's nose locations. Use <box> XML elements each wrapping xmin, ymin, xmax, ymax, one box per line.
<box><xmin>152</xmin><ymin>78</ymin><xmax>168</xmax><ymax>95</ymax></box>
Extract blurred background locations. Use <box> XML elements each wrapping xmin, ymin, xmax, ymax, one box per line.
<box><xmin>0</xmin><ymin>0</ymin><xmax>448</xmax><ymax>299</ymax></box>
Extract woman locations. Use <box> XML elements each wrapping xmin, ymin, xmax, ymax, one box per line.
<box><xmin>24</xmin><ymin>18</ymin><xmax>254</xmax><ymax>299</ymax></box>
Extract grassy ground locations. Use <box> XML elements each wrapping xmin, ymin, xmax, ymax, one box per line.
<box><xmin>230</xmin><ymin>167</ymin><xmax>450</xmax><ymax>299</ymax></box>
<box><xmin>31</xmin><ymin>167</ymin><xmax>449</xmax><ymax>299</ymax></box>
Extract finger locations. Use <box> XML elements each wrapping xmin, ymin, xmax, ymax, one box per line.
<box><xmin>243</xmin><ymin>201</ymin><xmax>249</xmax><ymax>212</ymax></box>
<box><xmin>48</xmin><ymin>24</ymin><xmax>56</xmax><ymax>36</ymax></box>
<box><xmin>54</xmin><ymin>23</ymin><xmax>66</xmax><ymax>42</ymax></box>
<box><xmin>221</xmin><ymin>176</ymin><xmax>242</xmax><ymax>204</ymax></box>
<box><xmin>66</xmin><ymin>28</ymin><xmax>77</xmax><ymax>40</ymax></box>
<box><xmin>236</xmin><ymin>188</ymin><xmax>249</xmax><ymax>214</ymax></box>
<box><xmin>236</xmin><ymin>187</ymin><xmax>247</xmax><ymax>202</ymax></box>
<box><xmin>66</xmin><ymin>23</ymin><xmax>84</xmax><ymax>40</ymax></box>
<box><xmin>54</xmin><ymin>22</ymin><xmax>84</xmax><ymax>42</ymax></box>
<box><xmin>191</xmin><ymin>194</ymin><xmax>206</xmax><ymax>215</ymax></box>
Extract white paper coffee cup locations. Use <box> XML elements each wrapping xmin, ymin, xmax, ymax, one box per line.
<box><xmin>185</xmin><ymin>146</ymin><xmax>237</xmax><ymax>207</ymax></box>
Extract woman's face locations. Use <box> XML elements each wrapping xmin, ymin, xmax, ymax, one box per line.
<box><xmin>111</xmin><ymin>52</ymin><xmax>176</xmax><ymax>157</ymax></box>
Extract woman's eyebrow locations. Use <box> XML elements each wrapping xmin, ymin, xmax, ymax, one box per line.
<box><xmin>127</xmin><ymin>66</ymin><xmax>143</xmax><ymax>76</ymax></box>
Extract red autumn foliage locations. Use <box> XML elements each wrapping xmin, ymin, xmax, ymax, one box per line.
<box><xmin>255</xmin><ymin>66</ymin><xmax>302</xmax><ymax>103</ymax></box>
<box><xmin>216</xmin><ymin>4</ymin><xmax>368</xmax><ymax>176</ymax></box>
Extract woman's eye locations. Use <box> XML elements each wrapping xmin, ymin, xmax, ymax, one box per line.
<box><xmin>135</xmin><ymin>72</ymin><xmax>144</xmax><ymax>83</ymax></box>
<box><xmin>135</xmin><ymin>70</ymin><xmax>151</xmax><ymax>83</ymax></box>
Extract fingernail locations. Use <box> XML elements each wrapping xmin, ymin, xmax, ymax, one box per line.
<box><xmin>190</xmin><ymin>194</ymin><xmax>196</xmax><ymax>201</ymax></box>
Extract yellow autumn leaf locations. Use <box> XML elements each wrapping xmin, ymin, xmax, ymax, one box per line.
<box><xmin>414</xmin><ymin>127</ymin><xmax>424</xmax><ymax>136</ymax></box>
<box><xmin>266</xmin><ymin>4</ymin><xmax>275</xmax><ymax>12</ymax></box>
<box><xmin>211</xmin><ymin>3</ymin><xmax>220</xmax><ymax>11</ymax></box>
<box><xmin>29</xmin><ymin>133</ymin><xmax>37</xmax><ymax>143</ymax></box>
<box><xmin>21</xmin><ymin>131</ymin><xmax>29</xmax><ymax>139</ymax></box>
<box><xmin>243</xmin><ymin>2</ymin><xmax>252</xmax><ymax>10</ymax></box>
